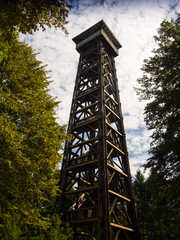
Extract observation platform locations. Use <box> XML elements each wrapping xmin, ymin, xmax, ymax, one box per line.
<box><xmin>73</xmin><ymin>20</ymin><xmax>122</xmax><ymax>57</ymax></box>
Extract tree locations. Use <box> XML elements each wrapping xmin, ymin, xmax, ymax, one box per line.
<box><xmin>135</xmin><ymin>15</ymin><xmax>180</xmax><ymax>239</ymax></box>
<box><xmin>0</xmin><ymin>0</ymin><xmax>71</xmax><ymax>36</ymax></box>
<box><xmin>133</xmin><ymin>170</ymin><xmax>154</xmax><ymax>239</ymax></box>
<box><xmin>134</xmin><ymin>170</ymin><xmax>180</xmax><ymax>240</ymax></box>
<box><xmin>136</xmin><ymin>14</ymin><xmax>180</xmax><ymax>180</ymax></box>
<box><xmin>0</xmin><ymin>32</ymin><xmax>71</xmax><ymax>237</ymax></box>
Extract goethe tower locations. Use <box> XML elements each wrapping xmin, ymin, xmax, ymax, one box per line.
<box><xmin>57</xmin><ymin>20</ymin><xmax>139</xmax><ymax>240</ymax></box>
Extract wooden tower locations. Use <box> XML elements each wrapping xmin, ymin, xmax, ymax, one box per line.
<box><xmin>57</xmin><ymin>20</ymin><xmax>139</xmax><ymax>240</ymax></box>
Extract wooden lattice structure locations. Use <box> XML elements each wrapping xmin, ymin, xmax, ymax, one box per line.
<box><xmin>57</xmin><ymin>20</ymin><xmax>139</xmax><ymax>240</ymax></box>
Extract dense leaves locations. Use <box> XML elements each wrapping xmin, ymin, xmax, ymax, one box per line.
<box><xmin>136</xmin><ymin>14</ymin><xmax>180</xmax><ymax>180</ymax></box>
<box><xmin>135</xmin><ymin>14</ymin><xmax>180</xmax><ymax>240</ymax></box>
<box><xmin>1</xmin><ymin>213</ymin><xmax>73</xmax><ymax>239</ymax></box>
<box><xmin>0</xmin><ymin>1</ymin><xmax>72</xmax><ymax>237</ymax></box>
<box><xmin>0</xmin><ymin>0</ymin><xmax>71</xmax><ymax>36</ymax></box>
<box><xmin>133</xmin><ymin>170</ymin><xmax>180</xmax><ymax>240</ymax></box>
<box><xmin>0</xmin><ymin>33</ymin><xmax>71</xmax><ymax>237</ymax></box>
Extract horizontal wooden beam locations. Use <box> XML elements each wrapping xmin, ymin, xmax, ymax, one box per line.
<box><xmin>69</xmin><ymin>137</ymin><xmax>98</xmax><ymax>148</ymax></box>
<box><xmin>77</xmin><ymin>86</ymin><xmax>98</xmax><ymax>99</ymax></box>
<box><xmin>69</xmin><ymin>206</ymin><xmax>96</xmax><ymax>212</ymax></box>
<box><xmin>63</xmin><ymin>217</ymin><xmax>98</xmax><ymax>224</ymax></box>
<box><xmin>74</xmin><ymin>102</ymin><xmax>98</xmax><ymax>114</ymax></box>
<box><xmin>66</xmin><ymin>159</ymin><xmax>98</xmax><ymax>171</ymax></box>
<box><xmin>107</xmin><ymin>140</ymin><xmax>125</xmax><ymax>155</ymax></box>
<box><xmin>81</xmin><ymin>62</ymin><xmax>98</xmax><ymax>74</ymax></box>
<box><xmin>72</xmin><ymin>116</ymin><xmax>98</xmax><ymax>130</ymax></box>
<box><xmin>64</xmin><ymin>186</ymin><xmax>98</xmax><ymax>195</ymax></box>
<box><xmin>110</xmin><ymin>222</ymin><xmax>134</xmax><ymax>232</ymax></box>
<box><xmin>107</xmin><ymin>163</ymin><xmax>128</xmax><ymax>177</ymax></box>
<box><xmin>109</xmin><ymin>189</ymin><xmax>131</xmax><ymax>202</ymax></box>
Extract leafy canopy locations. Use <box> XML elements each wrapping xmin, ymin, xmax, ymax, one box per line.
<box><xmin>133</xmin><ymin>170</ymin><xmax>180</xmax><ymax>240</ymax></box>
<box><xmin>0</xmin><ymin>0</ymin><xmax>71</xmax><ymax>35</ymax></box>
<box><xmin>136</xmin><ymin>14</ymin><xmax>180</xmax><ymax>179</ymax></box>
<box><xmin>0</xmin><ymin>32</ymin><xmax>70</xmax><ymax>232</ymax></box>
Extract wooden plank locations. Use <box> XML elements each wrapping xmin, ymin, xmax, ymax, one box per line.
<box><xmin>69</xmin><ymin>206</ymin><xmax>96</xmax><ymax>212</ymax></box>
<box><xmin>110</xmin><ymin>198</ymin><xmax>117</xmax><ymax>214</ymax></box>
<box><xmin>114</xmin><ymin>230</ymin><xmax>120</xmax><ymax>240</ymax></box>
<box><xmin>108</xmin><ymin>189</ymin><xmax>131</xmax><ymax>202</ymax></box>
<box><xmin>105</xmin><ymin>104</ymin><xmax>120</xmax><ymax>120</ymax></box>
<box><xmin>108</xmin><ymin>171</ymin><xmax>115</xmax><ymax>185</ymax></box>
<box><xmin>72</xmin><ymin>116</ymin><xmax>98</xmax><ymax>129</ymax></box>
<box><xmin>64</xmin><ymin>186</ymin><xmax>98</xmax><ymax>195</ymax></box>
<box><xmin>69</xmin><ymin>137</ymin><xmax>98</xmax><ymax>148</ymax></box>
<box><xmin>107</xmin><ymin>163</ymin><xmax>128</xmax><ymax>177</ymax></box>
<box><xmin>106</xmin><ymin>121</ymin><xmax>122</xmax><ymax>137</ymax></box>
<box><xmin>110</xmin><ymin>223</ymin><xmax>134</xmax><ymax>232</ymax></box>
<box><xmin>106</xmin><ymin>140</ymin><xmax>125</xmax><ymax>155</ymax></box>
<box><xmin>76</xmin><ymin>86</ymin><xmax>98</xmax><ymax>99</ymax></box>
<box><xmin>104</xmin><ymin>89</ymin><xmax>118</xmax><ymax>105</ymax></box>
<box><xmin>67</xmin><ymin>159</ymin><xmax>98</xmax><ymax>171</ymax></box>
<box><xmin>74</xmin><ymin>102</ymin><xmax>97</xmax><ymax>114</ymax></box>
<box><xmin>75</xmin><ymin>177</ymin><xmax>91</xmax><ymax>186</ymax></box>
<box><xmin>63</xmin><ymin>218</ymin><xmax>98</xmax><ymax>224</ymax></box>
<box><xmin>81</xmin><ymin>62</ymin><xmax>98</xmax><ymax>74</ymax></box>
<box><xmin>102</xmin><ymin>29</ymin><xmax>119</xmax><ymax>56</ymax></box>
<box><xmin>107</xmin><ymin>148</ymin><xmax>114</xmax><ymax>159</ymax></box>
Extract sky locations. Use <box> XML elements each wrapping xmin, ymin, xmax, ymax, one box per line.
<box><xmin>20</xmin><ymin>0</ymin><xmax>179</xmax><ymax>177</ymax></box>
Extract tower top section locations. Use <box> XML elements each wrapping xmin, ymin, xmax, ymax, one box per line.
<box><xmin>72</xmin><ymin>20</ymin><xmax>122</xmax><ymax>57</ymax></box>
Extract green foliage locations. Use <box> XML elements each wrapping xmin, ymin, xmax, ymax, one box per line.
<box><xmin>0</xmin><ymin>0</ymin><xmax>71</xmax><ymax>36</ymax></box>
<box><xmin>135</xmin><ymin>15</ymin><xmax>180</xmax><ymax>239</ymax></box>
<box><xmin>44</xmin><ymin>214</ymin><xmax>73</xmax><ymax>240</ymax></box>
<box><xmin>133</xmin><ymin>170</ymin><xmax>153</xmax><ymax>239</ymax></box>
<box><xmin>133</xmin><ymin>170</ymin><xmax>180</xmax><ymax>240</ymax></box>
<box><xmin>0</xmin><ymin>1</ymin><xmax>72</xmax><ymax>237</ymax></box>
<box><xmin>136</xmin><ymin>14</ymin><xmax>180</xmax><ymax>180</ymax></box>
<box><xmin>1</xmin><ymin>214</ymin><xmax>22</xmax><ymax>240</ymax></box>
<box><xmin>1</xmin><ymin>213</ymin><xmax>73</xmax><ymax>240</ymax></box>
<box><xmin>0</xmin><ymin>32</ymin><xmax>71</xmax><ymax>236</ymax></box>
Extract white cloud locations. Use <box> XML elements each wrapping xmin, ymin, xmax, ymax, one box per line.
<box><xmin>130</xmin><ymin>154</ymin><xmax>150</xmax><ymax>178</ymax></box>
<box><xmin>19</xmin><ymin>0</ymin><xmax>179</xmax><ymax>175</ymax></box>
